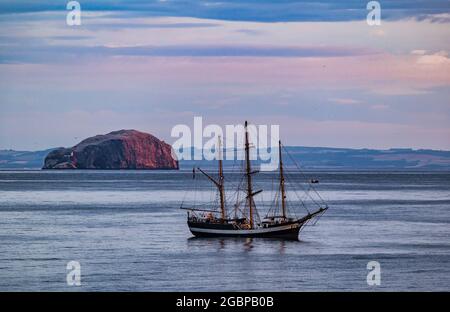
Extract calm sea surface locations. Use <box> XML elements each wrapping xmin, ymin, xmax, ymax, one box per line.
<box><xmin>0</xmin><ymin>170</ymin><xmax>449</xmax><ymax>291</ymax></box>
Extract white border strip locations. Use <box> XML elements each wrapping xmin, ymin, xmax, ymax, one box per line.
<box><xmin>189</xmin><ymin>223</ymin><xmax>299</xmax><ymax>235</ymax></box>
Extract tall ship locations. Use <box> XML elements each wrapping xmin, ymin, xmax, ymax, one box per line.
<box><xmin>181</xmin><ymin>121</ymin><xmax>328</xmax><ymax>240</ymax></box>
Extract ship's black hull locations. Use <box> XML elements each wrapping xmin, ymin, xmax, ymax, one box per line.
<box><xmin>187</xmin><ymin>220</ymin><xmax>303</xmax><ymax>240</ymax></box>
<box><xmin>189</xmin><ymin>228</ymin><xmax>301</xmax><ymax>240</ymax></box>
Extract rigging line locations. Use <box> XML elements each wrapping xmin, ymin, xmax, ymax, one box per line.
<box><xmin>265</xmin><ymin>175</ymin><xmax>273</xmax><ymax>218</ymax></box>
<box><xmin>225</xmin><ymin>182</ymin><xmax>244</xmax><ymax>218</ymax></box>
<box><xmin>298</xmin><ymin>197</ymin><xmax>309</xmax><ymax>214</ymax></box>
<box><xmin>288</xmin><ymin>150</ymin><xmax>327</xmax><ymax>206</ymax></box>
<box><xmin>283</xmin><ymin>184</ymin><xmax>299</xmax><ymax>218</ymax></box>
<box><xmin>193</xmin><ymin>165</ymin><xmax>198</xmax><ymax>208</ymax></box>
<box><xmin>289</xmin><ymin>175</ymin><xmax>310</xmax><ymax>203</ymax></box>
<box><xmin>286</xmin><ymin>199</ymin><xmax>298</xmax><ymax>219</ymax></box>
<box><xmin>280</xmin><ymin>183</ymin><xmax>309</xmax><ymax>215</ymax></box>
<box><xmin>259</xmin><ymin>135</ymin><xmax>317</xmax><ymax>215</ymax></box>
<box><xmin>300</xmin><ymin>183</ymin><xmax>316</xmax><ymax>212</ymax></box>
<box><xmin>262</xmin><ymin>127</ymin><xmax>318</xmax><ymax>192</ymax></box>
<box><xmin>266</xmin><ymin>180</ymin><xmax>279</xmax><ymax>218</ymax></box>
<box><xmin>288</xmin><ymin>178</ymin><xmax>321</xmax><ymax>216</ymax></box>
<box><xmin>294</xmin><ymin>183</ymin><xmax>310</xmax><ymax>207</ymax></box>
<box><xmin>281</xmin><ymin>153</ymin><xmax>312</xmax><ymax>195</ymax></box>
<box><xmin>305</xmin><ymin>182</ymin><xmax>324</xmax><ymax>207</ymax></box>
<box><xmin>284</xmin><ymin>169</ymin><xmax>320</xmax><ymax>210</ymax></box>
<box><xmin>282</xmin><ymin>145</ymin><xmax>328</xmax><ymax>207</ymax></box>
<box><xmin>311</xmin><ymin>210</ymin><xmax>326</xmax><ymax>226</ymax></box>
<box><xmin>300</xmin><ymin>173</ymin><xmax>327</xmax><ymax>206</ymax></box>
<box><xmin>180</xmin><ymin>172</ymin><xmax>189</xmax><ymax>208</ymax></box>
<box><xmin>233</xmin><ymin>172</ymin><xmax>245</xmax><ymax>199</ymax></box>
<box><xmin>223</xmin><ymin>175</ymin><xmax>240</xmax><ymax>201</ymax></box>
<box><xmin>233</xmin><ymin>196</ymin><xmax>249</xmax><ymax>218</ymax></box>
<box><xmin>232</xmin><ymin>177</ymin><xmax>247</xmax><ymax>218</ymax></box>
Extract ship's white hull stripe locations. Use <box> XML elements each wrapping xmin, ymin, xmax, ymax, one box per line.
<box><xmin>189</xmin><ymin>223</ymin><xmax>300</xmax><ymax>235</ymax></box>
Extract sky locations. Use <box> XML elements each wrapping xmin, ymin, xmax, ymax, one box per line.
<box><xmin>0</xmin><ymin>0</ymin><xmax>449</xmax><ymax>150</ymax></box>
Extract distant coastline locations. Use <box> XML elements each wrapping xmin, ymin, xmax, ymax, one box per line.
<box><xmin>2</xmin><ymin>146</ymin><xmax>450</xmax><ymax>171</ymax></box>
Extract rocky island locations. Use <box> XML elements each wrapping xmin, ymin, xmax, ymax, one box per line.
<box><xmin>43</xmin><ymin>130</ymin><xmax>178</xmax><ymax>170</ymax></box>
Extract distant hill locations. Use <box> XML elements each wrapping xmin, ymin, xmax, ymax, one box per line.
<box><xmin>0</xmin><ymin>149</ymin><xmax>56</xmax><ymax>169</ymax></box>
<box><xmin>283</xmin><ymin>146</ymin><xmax>450</xmax><ymax>170</ymax></box>
<box><xmin>2</xmin><ymin>146</ymin><xmax>450</xmax><ymax>170</ymax></box>
<box><xmin>180</xmin><ymin>146</ymin><xmax>450</xmax><ymax>170</ymax></box>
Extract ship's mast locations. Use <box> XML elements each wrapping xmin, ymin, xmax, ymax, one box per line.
<box><xmin>279</xmin><ymin>140</ymin><xmax>287</xmax><ymax>219</ymax></box>
<box><xmin>244</xmin><ymin>121</ymin><xmax>254</xmax><ymax>228</ymax></box>
<box><xmin>218</xmin><ymin>136</ymin><xmax>225</xmax><ymax>220</ymax></box>
<box><xmin>196</xmin><ymin>135</ymin><xmax>226</xmax><ymax>221</ymax></box>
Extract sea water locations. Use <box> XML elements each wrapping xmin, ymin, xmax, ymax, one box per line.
<box><xmin>0</xmin><ymin>170</ymin><xmax>449</xmax><ymax>291</ymax></box>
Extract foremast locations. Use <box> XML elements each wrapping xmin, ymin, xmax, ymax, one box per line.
<box><xmin>197</xmin><ymin>136</ymin><xmax>226</xmax><ymax>221</ymax></box>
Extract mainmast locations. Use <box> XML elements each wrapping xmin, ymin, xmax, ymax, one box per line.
<box><xmin>279</xmin><ymin>140</ymin><xmax>287</xmax><ymax>219</ymax></box>
<box><xmin>244</xmin><ymin>121</ymin><xmax>254</xmax><ymax>228</ymax></box>
<box><xmin>218</xmin><ymin>136</ymin><xmax>225</xmax><ymax>220</ymax></box>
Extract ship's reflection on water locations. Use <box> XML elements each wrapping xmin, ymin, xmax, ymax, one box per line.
<box><xmin>186</xmin><ymin>236</ymin><xmax>293</xmax><ymax>254</ymax></box>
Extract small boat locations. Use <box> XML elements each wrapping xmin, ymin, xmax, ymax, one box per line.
<box><xmin>181</xmin><ymin>121</ymin><xmax>328</xmax><ymax>240</ymax></box>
